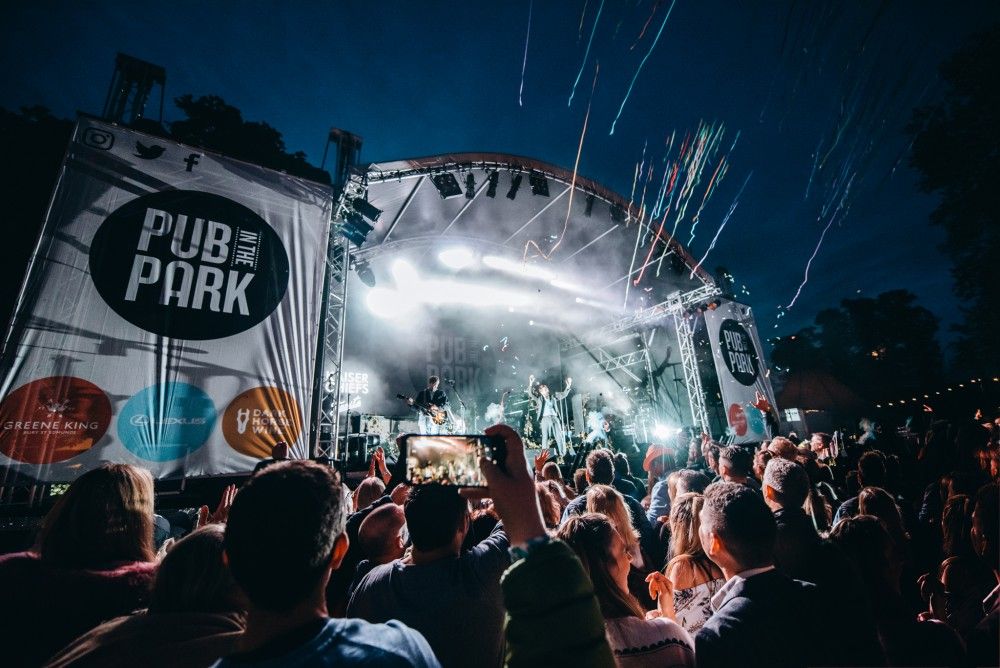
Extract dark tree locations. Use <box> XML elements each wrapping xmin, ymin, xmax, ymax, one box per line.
<box><xmin>770</xmin><ymin>290</ymin><xmax>944</xmax><ymax>402</ymax></box>
<box><xmin>170</xmin><ymin>95</ymin><xmax>330</xmax><ymax>184</ymax></box>
<box><xmin>908</xmin><ymin>25</ymin><xmax>1000</xmax><ymax>373</ymax></box>
<box><xmin>0</xmin><ymin>107</ymin><xmax>74</xmax><ymax>333</ymax></box>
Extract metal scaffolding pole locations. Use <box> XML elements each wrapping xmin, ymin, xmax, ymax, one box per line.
<box><xmin>670</xmin><ymin>291</ymin><xmax>711</xmax><ymax>435</ymax></box>
<box><xmin>311</xmin><ymin>171</ymin><xmax>366</xmax><ymax>461</ymax></box>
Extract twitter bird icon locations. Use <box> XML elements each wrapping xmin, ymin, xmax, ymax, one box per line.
<box><xmin>134</xmin><ymin>141</ymin><xmax>165</xmax><ymax>159</ymax></box>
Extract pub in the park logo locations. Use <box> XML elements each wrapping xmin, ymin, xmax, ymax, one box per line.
<box><xmin>90</xmin><ymin>190</ymin><xmax>289</xmax><ymax>340</ymax></box>
<box><xmin>718</xmin><ymin>318</ymin><xmax>759</xmax><ymax>386</ymax></box>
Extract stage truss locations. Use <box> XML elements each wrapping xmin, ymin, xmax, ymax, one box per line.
<box><xmin>311</xmin><ymin>170</ymin><xmax>366</xmax><ymax>461</ymax></box>
<box><xmin>563</xmin><ymin>283</ymin><xmax>722</xmax><ymax>439</ymax></box>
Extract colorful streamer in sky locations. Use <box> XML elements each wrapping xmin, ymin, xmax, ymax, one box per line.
<box><xmin>689</xmin><ymin>170</ymin><xmax>753</xmax><ymax>278</ymax></box>
<box><xmin>526</xmin><ymin>62</ymin><xmax>599</xmax><ymax>261</ymax></box>
<box><xmin>620</xmin><ymin>118</ymin><xmax>743</xmax><ymax>300</ymax></box>
<box><xmin>610</xmin><ymin>0</ymin><xmax>678</xmax><ymax>135</ymax></box>
<box><xmin>569</xmin><ymin>0</ymin><xmax>604</xmax><ymax>107</ymax></box>
<box><xmin>518</xmin><ymin>0</ymin><xmax>533</xmax><ymax>107</ymax></box>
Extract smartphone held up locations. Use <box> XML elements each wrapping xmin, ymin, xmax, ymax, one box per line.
<box><xmin>400</xmin><ymin>434</ymin><xmax>506</xmax><ymax>488</ymax></box>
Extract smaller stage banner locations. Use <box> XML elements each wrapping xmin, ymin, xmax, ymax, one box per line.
<box><xmin>0</xmin><ymin>118</ymin><xmax>333</xmax><ymax>481</ymax></box>
<box><xmin>703</xmin><ymin>300</ymin><xmax>778</xmax><ymax>444</ymax></box>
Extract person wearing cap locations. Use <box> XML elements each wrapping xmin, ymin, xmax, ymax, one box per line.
<box><xmin>643</xmin><ymin>444</ymin><xmax>673</xmax><ymax>527</ymax></box>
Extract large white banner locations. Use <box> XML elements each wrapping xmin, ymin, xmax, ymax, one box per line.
<box><xmin>703</xmin><ymin>300</ymin><xmax>778</xmax><ymax>443</ymax></box>
<box><xmin>0</xmin><ymin>118</ymin><xmax>332</xmax><ymax>480</ymax></box>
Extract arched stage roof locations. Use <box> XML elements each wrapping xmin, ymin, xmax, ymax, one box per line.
<box><xmin>356</xmin><ymin>152</ymin><xmax>713</xmax><ymax>312</ymax></box>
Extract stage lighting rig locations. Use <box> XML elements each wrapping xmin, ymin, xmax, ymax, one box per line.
<box><xmin>354</xmin><ymin>259</ymin><xmax>376</xmax><ymax>287</ymax></box>
<box><xmin>486</xmin><ymin>171</ymin><xmax>499</xmax><ymax>198</ymax></box>
<box><xmin>432</xmin><ymin>173</ymin><xmax>463</xmax><ymax>199</ymax></box>
<box><xmin>610</xmin><ymin>204</ymin><xmax>626</xmax><ymax>223</ymax></box>
<box><xmin>340</xmin><ymin>212</ymin><xmax>373</xmax><ymax>247</ymax></box>
<box><xmin>352</xmin><ymin>197</ymin><xmax>382</xmax><ymax>225</ymax></box>
<box><xmin>506</xmin><ymin>173</ymin><xmax>523</xmax><ymax>200</ymax></box>
<box><xmin>465</xmin><ymin>174</ymin><xmax>475</xmax><ymax>199</ymax></box>
<box><xmin>338</xmin><ymin>192</ymin><xmax>381</xmax><ymax>248</ymax></box>
<box><xmin>529</xmin><ymin>172</ymin><xmax>549</xmax><ymax>196</ymax></box>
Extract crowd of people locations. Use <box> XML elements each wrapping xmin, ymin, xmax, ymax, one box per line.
<box><xmin>0</xmin><ymin>408</ymin><xmax>998</xmax><ymax>667</ymax></box>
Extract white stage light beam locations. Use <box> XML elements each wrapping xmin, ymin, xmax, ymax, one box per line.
<box><xmin>391</xmin><ymin>259</ymin><xmax>420</xmax><ymax>285</ymax></box>
<box><xmin>438</xmin><ymin>247</ymin><xmax>475</xmax><ymax>270</ymax></box>
<box><xmin>483</xmin><ymin>255</ymin><xmax>555</xmax><ymax>282</ymax></box>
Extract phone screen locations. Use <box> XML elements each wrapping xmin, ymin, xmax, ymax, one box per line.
<box><xmin>401</xmin><ymin>434</ymin><xmax>504</xmax><ymax>487</ymax></box>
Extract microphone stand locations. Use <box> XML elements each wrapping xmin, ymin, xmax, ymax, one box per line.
<box><xmin>448</xmin><ymin>381</ymin><xmax>468</xmax><ymax>430</ymax></box>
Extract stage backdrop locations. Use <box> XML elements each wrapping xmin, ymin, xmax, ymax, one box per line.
<box><xmin>703</xmin><ymin>300</ymin><xmax>778</xmax><ymax>444</ymax></box>
<box><xmin>0</xmin><ymin>118</ymin><xmax>332</xmax><ymax>481</ymax></box>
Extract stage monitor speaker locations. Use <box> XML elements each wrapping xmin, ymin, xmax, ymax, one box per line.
<box><xmin>345</xmin><ymin>434</ymin><xmax>382</xmax><ymax>469</ymax></box>
<box><xmin>392</xmin><ymin>417</ymin><xmax>419</xmax><ymax>435</ymax></box>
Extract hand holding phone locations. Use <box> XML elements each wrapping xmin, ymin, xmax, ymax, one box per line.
<box><xmin>459</xmin><ymin>424</ymin><xmax>546</xmax><ymax>548</ymax></box>
<box><xmin>400</xmin><ymin>434</ymin><xmax>506</xmax><ymax>488</ymax></box>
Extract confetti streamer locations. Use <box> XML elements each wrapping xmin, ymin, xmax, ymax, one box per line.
<box><xmin>630</xmin><ymin>0</ymin><xmax>663</xmax><ymax>50</ymax></box>
<box><xmin>786</xmin><ymin>172</ymin><xmax>855</xmax><ymax>309</ymax></box>
<box><xmin>518</xmin><ymin>0</ymin><xmax>533</xmax><ymax>107</ymax></box>
<box><xmin>689</xmin><ymin>172</ymin><xmax>753</xmax><ymax>278</ymax></box>
<box><xmin>527</xmin><ymin>62</ymin><xmax>599</xmax><ymax>260</ymax></box>
<box><xmin>569</xmin><ymin>0</ymin><xmax>604</xmax><ymax>107</ymax></box>
<box><xmin>610</xmin><ymin>0</ymin><xmax>678</xmax><ymax>135</ymax></box>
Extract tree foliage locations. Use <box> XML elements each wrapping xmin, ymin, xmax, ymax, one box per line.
<box><xmin>908</xmin><ymin>25</ymin><xmax>1000</xmax><ymax>373</ymax></box>
<box><xmin>0</xmin><ymin>107</ymin><xmax>74</xmax><ymax>330</ymax></box>
<box><xmin>170</xmin><ymin>95</ymin><xmax>330</xmax><ymax>184</ymax></box>
<box><xmin>771</xmin><ymin>290</ymin><xmax>944</xmax><ymax>401</ymax></box>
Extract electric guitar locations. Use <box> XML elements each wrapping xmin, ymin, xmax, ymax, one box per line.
<box><xmin>397</xmin><ymin>393</ymin><xmax>447</xmax><ymax>425</ymax></box>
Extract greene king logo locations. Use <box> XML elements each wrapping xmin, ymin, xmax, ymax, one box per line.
<box><xmin>90</xmin><ymin>190</ymin><xmax>289</xmax><ymax>340</ymax></box>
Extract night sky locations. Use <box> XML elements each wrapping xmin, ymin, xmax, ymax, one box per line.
<box><xmin>3</xmin><ymin>1</ymin><xmax>998</xmax><ymax>348</ymax></box>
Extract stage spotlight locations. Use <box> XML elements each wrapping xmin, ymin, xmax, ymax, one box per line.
<box><xmin>352</xmin><ymin>197</ymin><xmax>382</xmax><ymax>224</ymax></box>
<box><xmin>670</xmin><ymin>253</ymin><xmax>686</xmax><ymax>276</ymax></box>
<box><xmin>610</xmin><ymin>204</ymin><xmax>626</xmax><ymax>223</ymax></box>
<box><xmin>432</xmin><ymin>173</ymin><xmax>463</xmax><ymax>199</ymax></box>
<box><xmin>340</xmin><ymin>211</ymin><xmax>374</xmax><ymax>247</ymax></box>
<box><xmin>486</xmin><ymin>171</ymin><xmax>499</xmax><ymax>198</ymax></box>
<box><xmin>439</xmin><ymin>247</ymin><xmax>475</xmax><ymax>270</ymax></box>
<box><xmin>585</xmin><ymin>194</ymin><xmax>595</xmax><ymax>217</ymax></box>
<box><xmin>355</xmin><ymin>260</ymin><xmax>376</xmax><ymax>287</ymax></box>
<box><xmin>465</xmin><ymin>174</ymin><xmax>475</xmax><ymax>199</ymax></box>
<box><xmin>506</xmin><ymin>173</ymin><xmax>522</xmax><ymax>200</ymax></box>
<box><xmin>529</xmin><ymin>172</ymin><xmax>549</xmax><ymax>196</ymax></box>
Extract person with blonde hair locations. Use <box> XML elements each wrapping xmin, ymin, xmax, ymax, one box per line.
<box><xmin>663</xmin><ymin>493</ymin><xmax>725</xmax><ymax>634</ymax></box>
<box><xmin>557</xmin><ymin>513</ymin><xmax>694</xmax><ymax>667</ymax></box>
<box><xmin>0</xmin><ymin>463</ymin><xmax>159</xmax><ymax>666</ymax></box>
<box><xmin>586</xmin><ymin>484</ymin><xmax>644</xmax><ymax>568</ymax></box>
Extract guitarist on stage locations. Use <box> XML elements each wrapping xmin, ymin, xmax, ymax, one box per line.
<box><xmin>407</xmin><ymin>375</ymin><xmax>449</xmax><ymax>435</ymax></box>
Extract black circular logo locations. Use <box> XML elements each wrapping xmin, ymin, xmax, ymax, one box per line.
<box><xmin>90</xmin><ymin>190</ymin><xmax>289</xmax><ymax>340</ymax></box>
<box><xmin>718</xmin><ymin>318</ymin><xmax>759</xmax><ymax>386</ymax></box>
